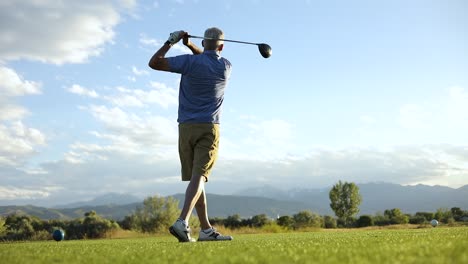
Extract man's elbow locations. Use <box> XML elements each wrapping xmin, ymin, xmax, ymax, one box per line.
<box><xmin>148</xmin><ymin>58</ymin><xmax>169</xmax><ymax>71</ymax></box>
<box><xmin>148</xmin><ymin>59</ymin><xmax>158</xmax><ymax>70</ymax></box>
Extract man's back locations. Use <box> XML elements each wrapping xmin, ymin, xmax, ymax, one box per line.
<box><xmin>167</xmin><ymin>50</ymin><xmax>232</xmax><ymax>124</ymax></box>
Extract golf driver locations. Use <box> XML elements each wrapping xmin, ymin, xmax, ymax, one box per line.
<box><xmin>188</xmin><ymin>35</ymin><xmax>272</xmax><ymax>58</ymax></box>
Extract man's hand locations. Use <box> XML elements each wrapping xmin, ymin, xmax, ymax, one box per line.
<box><xmin>182</xmin><ymin>32</ymin><xmax>190</xmax><ymax>46</ymax></box>
<box><xmin>168</xmin><ymin>30</ymin><xmax>184</xmax><ymax>45</ymax></box>
<box><xmin>182</xmin><ymin>31</ymin><xmax>203</xmax><ymax>55</ymax></box>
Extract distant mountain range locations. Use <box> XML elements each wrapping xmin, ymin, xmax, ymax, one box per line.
<box><xmin>0</xmin><ymin>183</ymin><xmax>467</xmax><ymax>220</ymax></box>
<box><xmin>52</xmin><ymin>193</ymin><xmax>142</xmax><ymax>209</ymax></box>
<box><xmin>234</xmin><ymin>182</ymin><xmax>468</xmax><ymax>215</ymax></box>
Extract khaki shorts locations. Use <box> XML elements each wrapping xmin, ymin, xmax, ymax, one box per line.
<box><xmin>178</xmin><ymin>123</ymin><xmax>220</xmax><ymax>182</ymax></box>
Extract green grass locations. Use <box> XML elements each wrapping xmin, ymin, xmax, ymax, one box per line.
<box><xmin>1</xmin><ymin>227</ymin><xmax>467</xmax><ymax>264</ymax></box>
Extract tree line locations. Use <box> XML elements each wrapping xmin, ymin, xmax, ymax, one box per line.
<box><xmin>1</xmin><ymin>182</ymin><xmax>467</xmax><ymax>241</ymax></box>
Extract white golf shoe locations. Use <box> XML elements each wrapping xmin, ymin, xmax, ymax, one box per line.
<box><xmin>198</xmin><ymin>228</ymin><xmax>233</xmax><ymax>241</ymax></box>
<box><xmin>169</xmin><ymin>219</ymin><xmax>195</xmax><ymax>242</ymax></box>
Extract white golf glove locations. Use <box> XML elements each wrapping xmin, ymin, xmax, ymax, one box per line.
<box><xmin>168</xmin><ymin>30</ymin><xmax>184</xmax><ymax>45</ymax></box>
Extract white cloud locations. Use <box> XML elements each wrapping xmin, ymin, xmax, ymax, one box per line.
<box><xmin>118</xmin><ymin>0</ymin><xmax>138</xmax><ymax>10</ymax></box>
<box><xmin>0</xmin><ymin>66</ymin><xmax>41</xmax><ymax>96</ymax></box>
<box><xmin>0</xmin><ymin>186</ymin><xmax>58</xmax><ymax>200</ymax></box>
<box><xmin>132</xmin><ymin>66</ymin><xmax>149</xmax><ymax>76</ymax></box>
<box><xmin>139</xmin><ymin>34</ymin><xmax>191</xmax><ymax>54</ymax></box>
<box><xmin>0</xmin><ymin>1</ymin><xmax>125</xmax><ymax>64</ymax></box>
<box><xmin>2</xmin><ymin>140</ymin><xmax>467</xmax><ymax>205</ymax></box>
<box><xmin>214</xmin><ymin>144</ymin><xmax>468</xmax><ymax>190</ymax></box>
<box><xmin>0</xmin><ymin>67</ymin><xmax>44</xmax><ymax>167</ymax></box>
<box><xmin>67</xmin><ymin>84</ymin><xmax>99</xmax><ymax>98</ymax></box>
<box><xmin>0</xmin><ymin>121</ymin><xmax>46</xmax><ymax>166</ymax></box>
<box><xmin>0</xmin><ymin>104</ymin><xmax>28</xmax><ymax>121</ymax></box>
<box><xmin>104</xmin><ymin>83</ymin><xmax>178</xmax><ymax>108</ymax></box>
<box><xmin>67</xmin><ymin>104</ymin><xmax>178</xmax><ymax>162</ymax></box>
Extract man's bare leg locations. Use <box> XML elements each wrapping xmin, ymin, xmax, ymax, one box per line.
<box><xmin>195</xmin><ymin>188</ymin><xmax>211</xmax><ymax>230</ymax></box>
<box><xmin>179</xmin><ymin>174</ymin><xmax>205</xmax><ymax>222</ymax></box>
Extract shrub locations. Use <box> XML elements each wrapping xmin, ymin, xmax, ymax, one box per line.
<box><xmin>293</xmin><ymin>211</ymin><xmax>323</xmax><ymax>229</ymax></box>
<box><xmin>356</xmin><ymin>215</ymin><xmax>374</xmax><ymax>227</ymax></box>
<box><xmin>277</xmin><ymin>216</ymin><xmax>294</xmax><ymax>229</ymax></box>
<box><xmin>323</xmin><ymin>215</ymin><xmax>337</xmax><ymax>229</ymax></box>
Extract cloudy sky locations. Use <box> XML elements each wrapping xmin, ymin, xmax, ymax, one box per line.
<box><xmin>1</xmin><ymin>0</ymin><xmax>467</xmax><ymax>206</ymax></box>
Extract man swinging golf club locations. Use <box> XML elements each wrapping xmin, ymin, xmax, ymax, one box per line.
<box><xmin>148</xmin><ymin>27</ymin><xmax>233</xmax><ymax>242</ymax></box>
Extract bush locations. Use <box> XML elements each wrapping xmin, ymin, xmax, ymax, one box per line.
<box><xmin>323</xmin><ymin>215</ymin><xmax>337</xmax><ymax>229</ymax></box>
<box><xmin>277</xmin><ymin>216</ymin><xmax>294</xmax><ymax>229</ymax></box>
<box><xmin>409</xmin><ymin>215</ymin><xmax>427</xmax><ymax>225</ymax></box>
<box><xmin>414</xmin><ymin>212</ymin><xmax>434</xmax><ymax>222</ymax></box>
<box><xmin>435</xmin><ymin>208</ymin><xmax>453</xmax><ymax>224</ymax></box>
<box><xmin>293</xmin><ymin>211</ymin><xmax>323</xmax><ymax>229</ymax></box>
<box><xmin>224</xmin><ymin>214</ymin><xmax>242</xmax><ymax>229</ymax></box>
<box><xmin>123</xmin><ymin>196</ymin><xmax>180</xmax><ymax>233</ymax></box>
<box><xmin>251</xmin><ymin>214</ymin><xmax>272</xmax><ymax>228</ymax></box>
<box><xmin>356</xmin><ymin>215</ymin><xmax>374</xmax><ymax>227</ymax></box>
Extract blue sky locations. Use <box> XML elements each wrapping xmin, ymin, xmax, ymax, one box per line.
<box><xmin>0</xmin><ymin>0</ymin><xmax>467</xmax><ymax>206</ymax></box>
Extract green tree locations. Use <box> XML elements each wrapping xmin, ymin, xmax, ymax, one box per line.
<box><xmin>293</xmin><ymin>210</ymin><xmax>322</xmax><ymax>229</ymax></box>
<box><xmin>356</xmin><ymin>215</ymin><xmax>374</xmax><ymax>227</ymax></box>
<box><xmin>0</xmin><ymin>217</ymin><xmax>6</xmax><ymax>236</ymax></box>
<box><xmin>251</xmin><ymin>214</ymin><xmax>271</xmax><ymax>228</ymax></box>
<box><xmin>132</xmin><ymin>196</ymin><xmax>180</xmax><ymax>233</ymax></box>
<box><xmin>329</xmin><ymin>181</ymin><xmax>362</xmax><ymax>226</ymax></box>
<box><xmin>277</xmin><ymin>215</ymin><xmax>294</xmax><ymax>229</ymax></box>
<box><xmin>451</xmin><ymin>207</ymin><xmax>463</xmax><ymax>221</ymax></box>
<box><xmin>414</xmin><ymin>212</ymin><xmax>434</xmax><ymax>222</ymax></box>
<box><xmin>82</xmin><ymin>211</ymin><xmax>118</xmax><ymax>239</ymax></box>
<box><xmin>3</xmin><ymin>214</ymin><xmax>38</xmax><ymax>240</ymax></box>
<box><xmin>323</xmin><ymin>215</ymin><xmax>337</xmax><ymax>228</ymax></box>
<box><xmin>384</xmin><ymin>208</ymin><xmax>409</xmax><ymax>224</ymax></box>
<box><xmin>224</xmin><ymin>214</ymin><xmax>242</xmax><ymax>229</ymax></box>
<box><xmin>434</xmin><ymin>208</ymin><xmax>454</xmax><ymax>224</ymax></box>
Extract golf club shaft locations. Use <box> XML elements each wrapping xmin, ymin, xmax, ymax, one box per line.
<box><xmin>188</xmin><ymin>35</ymin><xmax>259</xmax><ymax>46</ymax></box>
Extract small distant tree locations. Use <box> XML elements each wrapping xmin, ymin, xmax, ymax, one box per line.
<box><xmin>356</xmin><ymin>215</ymin><xmax>374</xmax><ymax>227</ymax></box>
<box><xmin>81</xmin><ymin>211</ymin><xmax>118</xmax><ymax>239</ymax></box>
<box><xmin>434</xmin><ymin>208</ymin><xmax>454</xmax><ymax>224</ymax></box>
<box><xmin>384</xmin><ymin>208</ymin><xmax>409</xmax><ymax>224</ymax></box>
<box><xmin>323</xmin><ymin>215</ymin><xmax>337</xmax><ymax>229</ymax></box>
<box><xmin>329</xmin><ymin>181</ymin><xmax>362</xmax><ymax>226</ymax></box>
<box><xmin>251</xmin><ymin>214</ymin><xmax>271</xmax><ymax>228</ymax></box>
<box><xmin>3</xmin><ymin>214</ymin><xmax>37</xmax><ymax>240</ymax></box>
<box><xmin>451</xmin><ymin>207</ymin><xmax>464</xmax><ymax>221</ymax></box>
<box><xmin>224</xmin><ymin>214</ymin><xmax>242</xmax><ymax>229</ymax></box>
<box><xmin>293</xmin><ymin>210</ymin><xmax>322</xmax><ymax>229</ymax></box>
<box><xmin>277</xmin><ymin>215</ymin><xmax>294</xmax><ymax>229</ymax></box>
<box><xmin>409</xmin><ymin>215</ymin><xmax>427</xmax><ymax>225</ymax></box>
<box><xmin>0</xmin><ymin>217</ymin><xmax>6</xmax><ymax>236</ymax></box>
<box><xmin>131</xmin><ymin>195</ymin><xmax>180</xmax><ymax>233</ymax></box>
<box><xmin>414</xmin><ymin>212</ymin><xmax>434</xmax><ymax>222</ymax></box>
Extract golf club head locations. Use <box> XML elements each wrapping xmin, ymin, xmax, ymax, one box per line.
<box><xmin>258</xmin><ymin>43</ymin><xmax>272</xmax><ymax>58</ymax></box>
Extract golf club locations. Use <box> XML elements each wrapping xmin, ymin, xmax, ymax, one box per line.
<box><xmin>188</xmin><ymin>35</ymin><xmax>272</xmax><ymax>58</ymax></box>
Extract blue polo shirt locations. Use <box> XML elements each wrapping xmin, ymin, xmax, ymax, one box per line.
<box><xmin>167</xmin><ymin>50</ymin><xmax>232</xmax><ymax>124</ymax></box>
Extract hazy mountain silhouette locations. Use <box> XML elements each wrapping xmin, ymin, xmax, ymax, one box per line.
<box><xmin>53</xmin><ymin>193</ymin><xmax>142</xmax><ymax>209</ymax></box>
<box><xmin>234</xmin><ymin>182</ymin><xmax>468</xmax><ymax>214</ymax></box>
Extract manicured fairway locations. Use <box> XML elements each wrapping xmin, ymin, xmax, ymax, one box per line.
<box><xmin>1</xmin><ymin>227</ymin><xmax>467</xmax><ymax>264</ymax></box>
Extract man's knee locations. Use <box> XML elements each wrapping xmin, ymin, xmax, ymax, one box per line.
<box><xmin>190</xmin><ymin>173</ymin><xmax>208</xmax><ymax>183</ymax></box>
